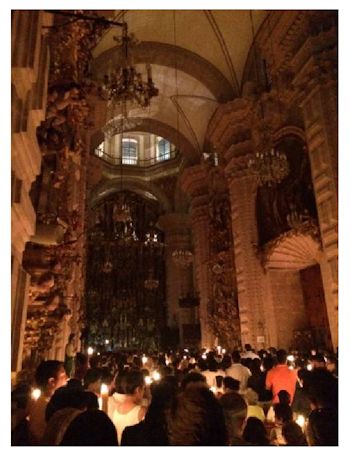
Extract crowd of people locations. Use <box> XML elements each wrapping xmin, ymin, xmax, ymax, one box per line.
<box><xmin>11</xmin><ymin>344</ymin><xmax>338</xmax><ymax>446</ymax></box>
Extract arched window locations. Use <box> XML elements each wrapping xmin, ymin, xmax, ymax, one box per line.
<box><xmin>122</xmin><ymin>138</ymin><xmax>138</xmax><ymax>165</ymax></box>
<box><xmin>95</xmin><ymin>141</ymin><xmax>104</xmax><ymax>158</ymax></box>
<box><xmin>156</xmin><ymin>137</ymin><xmax>171</xmax><ymax>161</ymax></box>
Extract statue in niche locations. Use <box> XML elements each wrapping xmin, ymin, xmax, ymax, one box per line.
<box><xmin>256</xmin><ymin>136</ymin><xmax>318</xmax><ymax>246</ymax></box>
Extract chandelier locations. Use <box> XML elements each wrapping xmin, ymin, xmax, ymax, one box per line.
<box><xmin>172</xmin><ymin>249</ymin><xmax>194</xmax><ymax>267</ymax></box>
<box><xmin>248</xmin><ymin>146</ymin><xmax>289</xmax><ymax>187</ymax></box>
<box><xmin>144</xmin><ymin>270</ymin><xmax>159</xmax><ymax>290</ymax></box>
<box><xmin>99</xmin><ymin>23</ymin><xmax>159</xmax><ymax>114</ymax></box>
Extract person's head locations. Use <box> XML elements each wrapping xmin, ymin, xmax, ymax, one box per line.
<box><xmin>243</xmin><ymin>417</ymin><xmax>270</xmax><ymax>445</ymax></box>
<box><xmin>35</xmin><ymin>360</ymin><xmax>67</xmax><ymax>395</ymax></box>
<box><xmin>60</xmin><ymin>410</ymin><xmax>118</xmax><ymax>446</ymax></box>
<box><xmin>219</xmin><ymin>392</ymin><xmax>248</xmax><ymax>443</ymax></box>
<box><xmin>306</xmin><ymin>408</ymin><xmax>338</xmax><ymax>446</ymax></box>
<box><xmin>274</xmin><ymin>403</ymin><xmax>293</xmax><ymax>425</ymax></box>
<box><xmin>251</xmin><ymin>358</ymin><xmax>262</xmax><ymax>374</ymax></box>
<box><xmin>223</xmin><ymin>376</ymin><xmax>240</xmax><ymax>393</ymax></box>
<box><xmin>282</xmin><ymin>421</ymin><xmax>307</xmax><ymax>446</ymax></box>
<box><xmin>231</xmin><ymin>351</ymin><xmax>241</xmax><ymax>364</ymax></box>
<box><xmin>310</xmin><ymin>353</ymin><xmax>326</xmax><ymax>369</ymax></box>
<box><xmin>208</xmin><ymin>359</ymin><xmax>218</xmax><ymax>372</ymax></box>
<box><xmin>244</xmin><ymin>344</ymin><xmax>252</xmax><ymax>352</ymax></box>
<box><xmin>181</xmin><ymin>371</ymin><xmax>207</xmax><ymax>390</ymax></box>
<box><xmin>304</xmin><ymin>368</ymin><xmax>338</xmax><ymax>410</ymax></box>
<box><xmin>168</xmin><ymin>386</ymin><xmax>227</xmax><ymax>445</ymax></box>
<box><xmin>326</xmin><ymin>355</ymin><xmax>338</xmax><ymax>374</ymax></box>
<box><xmin>83</xmin><ymin>368</ymin><xmax>102</xmax><ymax>394</ymax></box>
<box><xmin>45</xmin><ymin>386</ymin><xmax>99</xmax><ymax>422</ymax></box>
<box><xmin>118</xmin><ymin>370</ymin><xmax>145</xmax><ymax>402</ymax></box>
<box><xmin>276</xmin><ymin>349</ymin><xmax>287</xmax><ymax>365</ymax></box>
<box><xmin>262</xmin><ymin>356</ymin><xmax>274</xmax><ymax>372</ymax></box>
<box><xmin>277</xmin><ymin>389</ymin><xmax>291</xmax><ymax>405</ymax></box>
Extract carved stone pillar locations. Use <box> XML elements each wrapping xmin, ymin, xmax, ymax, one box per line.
<box><xmin>225</xmin><ymin>154</ymin><xmax>272</xmax><ymax>349</ymax></box>
<box><xmin>291</xmin><ymin>25</ymin><xmax>338</xmax><ymax>349</ymax></box>
<box><xmin>158</xmin><ymin>213</ymin><xmax>193</xmax><ymax>346</ymax></box>
<box><xmin>180</xmin><ymin>165</ymin><xmax>215</xmax><ymax>348</ymax></box>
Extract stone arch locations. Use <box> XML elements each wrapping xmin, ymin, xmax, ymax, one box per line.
<box><xmin>89</xmin><ymin>176</ymin><xmax>173</xmax><ymax>214</ymax></box>
<box><xmin>92</xmin><ymin>41</ymin><xmax>236</xmax><ymax>103</ymax></box>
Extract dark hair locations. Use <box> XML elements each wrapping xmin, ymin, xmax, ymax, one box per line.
<box><xmin>306</xmin><ymin>408</ymin><xmax>338</xmax><ymax>446</ymax></box>
<box><xmin>276</xmin><ymin>349</ymin><xmax>287</xmax><ymax>364</ymax></box>
<box><xmin>263</xmin><ymin>356</ymin><xmax>274</xmax><ymax>372</ymax></box>
<box><xmin>304</xmin><ymin>368</ymin><xmax>338</xmax><ymax>409</ymax></box>
<box><xmin>118</xmin><ymin>370</ymin><xmax>144</xmax><ymax>395</ymax></box>
<box><xmin>60</xmin><ymin>410</ymin><xmax>118</xmax><ymax>446</ymax></box>
<box><xmin>168</xmin><ymin>386</ymin><xmax>227</xmax><ymax>445</ymax></box>
<box><xmin>245</xmin><ymin>344</ymin><xmax>252</xmax><ymax>351</ymax></box>
<box><xmin>181</xmin><ymin>372</ymin><xmax>206</xmax><ymax>390</ymax></box>
<box><xmin>208</xmin><ymin>359</ymin><xmax>218</xmax><ymax>372</ymax></box>
<box><xmin>277</xmin><ymin>390</ymin><xmax>291</xmax><ymax>405</ymax></box>
<box><xmin>243</xmin><ymin>417</ymin><xmax>270</xmax><ymax>445</ymax></box>
<box><xmin>311</xmin><ymin>353</ymin><xmax>326</xmax><ymax>364</ymax></box>
<box><xmin>231</xmin><ymin>351</ymin><xmax>241</xmax><ymax>364</ymax></box>
<box><xmin>223</xmin><ymin>376</ymin><xmax>240</xmax><ymax>392</ymax></box>
<box><xmin>282</xmin><ymin>421</ymin><xmax>307</xmax><ymax>446</ymax></box>
<box><xmin>46</xmin><ymin>387</ymin><xmax>98</xmax><ymax>422</ymax></box>
<box><xmin>35</xmin><ymin>360</ymin><xmax>64</xmax><ymax>390</ymax></box>
<box><xmin>274</xmin><ymin>403</ymin><xmax>293</xmax><ymax>424</ymax></box>
<box><xmin>83</xmin><ymin>368</ymin><xmax>102</xmax><ymax>389</ymax></box>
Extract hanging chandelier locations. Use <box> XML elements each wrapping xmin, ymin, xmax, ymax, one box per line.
<box><xmin>172</xmin><ymin>249</ymin><xmax>194</xmax><ymax>267</ymax></box>
<box><xmin>144</xmin><ymin>270</ymin><xmax>159</xmax><ymax>290</ymax></box>
<box><xmin>99</xmin><ymin>23</ymin><xmax>159</xmax><ymax>113</ymax></box>
<box><xmin>248</xmin><ymin>146</ymin><xmax>289</xmax><ymax>187</ymax></box>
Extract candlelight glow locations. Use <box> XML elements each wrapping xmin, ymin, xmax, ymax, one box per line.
<box><xmin>152</xmin><ymin>371</ymin><xmax>161</xmax><ymax>381</ymax></box>
<box><xmin>222</xmin><ymin>349</ymin><xmax>226</xmax><ymax>354</ymax></box>
<box><xmin>87</xmin><ymin>347</ymin><xmax>94</xmax><ymax>356</ymax></box>
<box><xmin>145</xmin><ymin>376</ymin><xmax>152</xmax><ymax>385</ymax></box>
<box><xmin>287</xmin><ymin>355</ymin><xmax>295</xmax><ymax>362</ymax></box>
<box><xmin>202</xmin><ymin>354</ymin><xmax>207</xmax><ymax>360</ymax></box>
<box><xmin>296</xmin><ymin>414</ymin><xmax>305</xmax><ymax>428</ymax></box>
<box><xmin>31</xmin><ymin>388</ymin><xmax>41</xmax><ymax>401</ymax></box>
<box><xmin>210</xmin><ymin>386</ymin><xmax>217</xmax><ymax>394</ymax></box>
<box><xmin>307</xmin><ymin>364</ymin><xmax>312</xmax><ymax>371</ymax></box>
<box><xmin>142</xmin><ymin>356</ymin><xmax>148</xmax><ymax>365</ymax></box>
<box><xmin>100</xmin><ymin>383</ymin><xmax>109</xmax><ymax>395</ymax></box>
<box><xmin>184</xmin><ymin>348</ymin><xmax>189</xmax><ymax>353</ymax></box>
<box><xmin>105</xmin><ymin>339</ymin><xmax>109</xmax><ymax>344</ymax></box>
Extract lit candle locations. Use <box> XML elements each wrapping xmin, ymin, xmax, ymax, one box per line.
<box><xmin>222</xmin><ymin>348</ymin><xmax>226</xmax><ymax>354</ymax></box>
<box><xmin>142</xmin><ymin>355</ymin><xmax>148</xmax><ymax>365</ymax></box>
<box><xmin>105</xmin><ymin>339</ymin><xmax>110</xmax><ymax>345</ymax></box>
<box><xmin>296</xmin><ymin>414</ymin><xmax>305</xmax><ymax>430</ymax></box>
<box><xmin>100</xmin><ymin>383</ymin><xmax>109</xmax><ymax>413</ymax></box>
<box><xmin>87</xmin><ymin>347</ymin><xmax>94</xmax><ymax>356</ymax></box>
<box><xmin>31</xmin><ymin>388</ymin><xmax>41</xmax><ymax>401</ymax></box>
<box><xmin>287</xmin><ymin>355</ymin><xmax>295</xmax><ymax>362</ymax></box>
<box><xmin>307</xmin><ymin>364</ymin><xmax>312</xmax><ymax>371</ymax></box>
<box><xmin>152</xmin><ymin>371</ymin><xmax>161</xmax><ymax>381</ymax></box>
<box><xmin>217</xmin><ymin>346</ymin><xmax>222</xmax><ymax>355</ymax></box>
<box><xmin>144</xmin><ymin>376</ymin><xmax>152</xmax><ymax>385</ymax></box>
<box><xmin>202</xmin><ymin>354</ymin><xmax>207</xmax><ymax>360</ymax></box>
<box><xmin>210</xmin><ymin>386</ymin><xmax>217</xmax><ymax>394</ymax></box>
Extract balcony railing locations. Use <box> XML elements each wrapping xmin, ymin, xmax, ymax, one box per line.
<box><xmin>94</xmin><ymin>147</ymin><xmax>179</xmax><ymax>168</ymax></box>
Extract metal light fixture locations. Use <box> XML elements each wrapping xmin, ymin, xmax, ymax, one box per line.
<box><xmin>172</xmin><ymin>249</ymin><xmax>193</xmax><ymax>267</ymax></box>
<box><xmin>248</xmin><ymin>147</ymin><xmax>289</xmax><ymax>187</ymax></box>
<box><xmin>99</xmin><ymin>22</ymin><xmax>159</xmax><ymax>115</ymax></box>
<box><xmin>247</xmin><ymin>12</ymin><xmax>290</xmax><ymax>187</ymax></box>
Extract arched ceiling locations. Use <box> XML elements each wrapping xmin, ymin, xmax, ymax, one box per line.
<box><xmin>90</xmin><ymin>10</ymin><xmax>267</xmax><ymax>157</ymax></box>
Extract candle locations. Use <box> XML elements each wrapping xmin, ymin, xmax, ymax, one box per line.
<box><xmin>296</xmin><ymin>414</ymin><xmax>305</xmax><ymax>430</ymax></box>
<box><xmin>287</xmin><ymin>355</ymin><xmax>295</xmax><ymax>362</ymax></box>
<box><xmin>210</xmin><ymin>386</ymin><xmax>217</xmax><ymax>394</ymax></box>
<box><xmin>100</xmin><ymin>383</ymin><xmax>109</xmax><ymax>413</ymax></box>
<box><xmin>87</xmin><ymin>347</ymin><xmax>94</xmax><ymax>356</ymax></box>
<box><xmin>31</xmin><ymin>388</ymin><xmax>41</xmax><ymax>401</ymax></box>
<box><xmin>142</xmin><ymin>355</ymin><xmax>148</xmax><ymax>365</ymax></box>
<box><xmin>152</xmin><ymin>371</ymin><xmax>161</xmax><ymax>381</ymax></box>
<box><xmin>307</xmin><ymin>364</ymin><xmax>312</xmax><ymax>371</ymax></box>
<box><xmin>105</xmin><ymin>339</ymin><xmax>110</xmax><ymax>344</ymax></box>
<box><xmin>222</xmin><ymin>349</ymin><xmax>226</xmax><ymax>354</ymax></box>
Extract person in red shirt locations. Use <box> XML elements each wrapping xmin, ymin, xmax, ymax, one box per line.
<box><xmin>265</xmin><ymin>349</ymin><xmax>297</xmax><ymax>404</ymax></box>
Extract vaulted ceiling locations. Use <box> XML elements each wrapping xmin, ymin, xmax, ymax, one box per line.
<box><xmin>90</xmin><ymin>10</ymin><xmax>267</xmax><ymax>160</ymax></box>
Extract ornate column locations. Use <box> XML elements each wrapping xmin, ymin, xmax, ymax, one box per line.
<box><xmin>158</xmin><ymin>213</ymin><xmax>193</xmax><ymax>347</ymax></box>
<box><xmin>180</xmin><ymin>166</ymin><xmax>215</xmax><ymax>348</ymax></box>
<box><xmin>291</xmin><ymin>16</ymin><xmax>338</xmax><ymax>348</ymax></box>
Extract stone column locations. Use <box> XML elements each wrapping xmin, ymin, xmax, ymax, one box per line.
<box><xmin>180</xmin><ymin>165</ymin><xmax>215</xmax><ymax>348</ymax></box>
<box><xmin>158</xmin><ymin>213</ymin><xmax>192</xmax><ymax>346</ymax></box>
<box><xmin>292</xmin><ymin>33</ymin><xmax>338</xmax><ymax>349</ymax></box>
<box><xmin>225</xmin><ymin>156</ymin><xmax>272</xmax><ymax>349</ymax></box>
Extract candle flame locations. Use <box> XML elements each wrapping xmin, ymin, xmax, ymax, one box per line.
<box><xmin>31</xmin><ymin>388</ymin><xmax>41</xmax><ymax>401</ymax></box>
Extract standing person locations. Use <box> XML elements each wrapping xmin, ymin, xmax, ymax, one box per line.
<box><xmin>225</xmin><ymin>351</ymin><xmax>252</xmax><ymax>393</ymax></box>
<box><xmin>240</xmin><ymin>344</ymin><xmax>260</xmax><ymax>360</ymax></box>
<box><xmin>265</xmin><ymin>349</ymin><xmax>298</xmax><ymax>404</ymax></box>
<box><xmin>64</xmin><ymin>333</ymin><xmax>77</xmax><ymax>378</ymax></box>
<box><xmin>27</xmin><ymin>360</ymin><xmax>67</xmax><ymax>444</ymax></box>
<box><xmin>219</xmin><ymin>392</ymin><xmax>250</xmax><ymax>445</ymax></box>
<box><xmin>108</xmin><ymin>370</ymin><xmax>147</xmax><ymax>444</ymax></box>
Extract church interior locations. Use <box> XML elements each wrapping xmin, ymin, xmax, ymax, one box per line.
<box><xmin>11</xmin><ymin>9</ymin><xmax>338</xmax><ymax>382</ymax></box>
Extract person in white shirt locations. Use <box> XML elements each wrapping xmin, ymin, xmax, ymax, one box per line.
<box><xmin>240</xmin><ymin>344</ymin><xmax>260</xmax><ymax>360</ymax></box>
<box><xmin>225</xmin><ymin>351</ymin><xmax>252</xmax><ymax>393</ymax></box>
